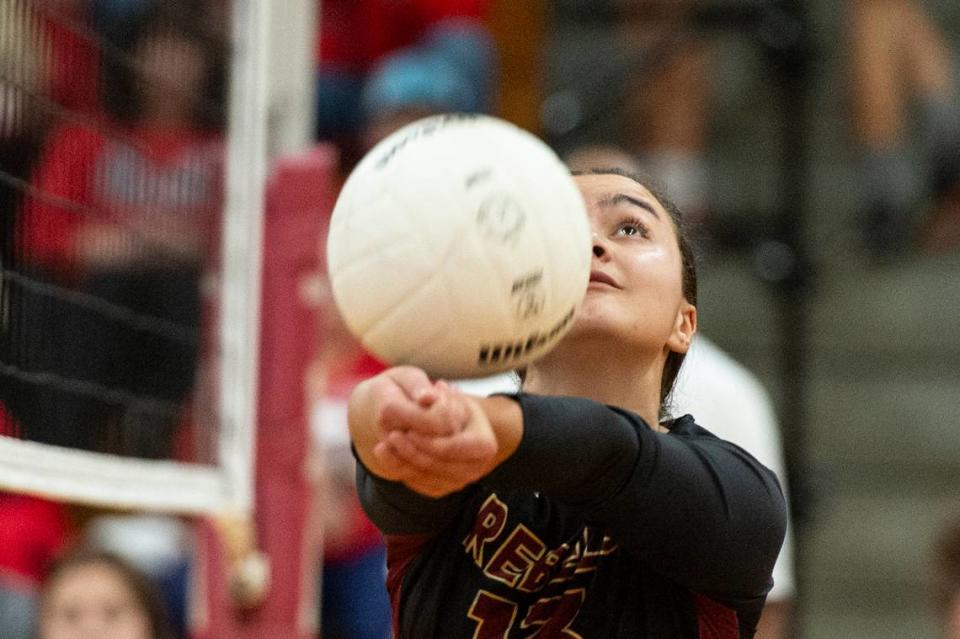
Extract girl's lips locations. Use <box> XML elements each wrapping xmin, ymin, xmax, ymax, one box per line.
<box><xmin>588</xmin><ymin>271</ymin><xmax>620</xmax><ymax>288</ymax></box>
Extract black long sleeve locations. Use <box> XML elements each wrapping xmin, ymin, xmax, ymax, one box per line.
<box><xmin>355</xmin><ymin>453</ymin><xmax>475</xmax><ymax>535</ymax></box>
<box><xmin>485</xmin><ymin>394</ymin><xmax>787</xmax><ymax>600</ymax></box>
<box><xmin>356</xmin><ymin>392</ymin><xmax>786</xmax><ymax>602</ymax></box>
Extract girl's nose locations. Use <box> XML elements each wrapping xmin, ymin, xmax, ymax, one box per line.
<box><xmin>592</xmin><ymin>232</ymin><xmax>606</xmax><ymax>258</ymax></box>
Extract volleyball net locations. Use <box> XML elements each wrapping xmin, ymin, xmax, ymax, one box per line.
<box><xmin>0</xmin><ymin>0</ymin><xmax>273</xmax><ymax>515</ymax></box>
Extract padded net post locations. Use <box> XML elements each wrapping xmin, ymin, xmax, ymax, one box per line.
<box><xmin>191</xmin><ymin>146</ymin><xmax>339</xmax><ymax>639</ymax></box>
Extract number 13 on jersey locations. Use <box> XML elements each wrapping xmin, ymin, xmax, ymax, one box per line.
<box><xmin>467</xmin><ymin>588</ymin><xmax>586</xmax><ymax>638</ymax></box>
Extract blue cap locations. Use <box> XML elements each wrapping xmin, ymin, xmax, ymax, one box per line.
<box><xmin>362</xmin><ymin>50</ymin><xmax>476</xmax><ymax>117</ymax></box>
<box><xmin>361</xmin><ymin>19</ymin><xmax>496</xmax><ymax>119</ymax></box>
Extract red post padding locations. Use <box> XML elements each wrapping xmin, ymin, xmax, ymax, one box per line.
<box><xmin>191</xmin><ymin>144</ymin><xmax>339</xmax><ymax>638</ymax></box>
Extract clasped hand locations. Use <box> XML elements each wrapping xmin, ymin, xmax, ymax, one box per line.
<box><xmin>356</xmin><ymin>366</ymin><xmax>498</xmax><ymax>498</ymax></box>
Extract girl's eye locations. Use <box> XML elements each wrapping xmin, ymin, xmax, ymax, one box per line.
<box><xmin>615</xmin><ymin>217</ymin><xmax>649</xmax><ymax>238</ymax></box>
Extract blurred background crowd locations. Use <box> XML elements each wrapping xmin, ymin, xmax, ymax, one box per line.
<box><xmin>0</xmin><ymin>0</ymin><xmax>959</xmax><ymax>638</ymax></box>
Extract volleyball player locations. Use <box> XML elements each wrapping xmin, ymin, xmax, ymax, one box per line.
<box><xmin>348</xmin><ymin>168</ymin><xmax>787</xmax><ymax>637</ymax></box>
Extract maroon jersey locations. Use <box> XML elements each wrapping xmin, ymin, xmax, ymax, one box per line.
<box><xmin>357</xmin><ymin>394</ymin><xmax>786</xmax><ymax>638</ymax></box>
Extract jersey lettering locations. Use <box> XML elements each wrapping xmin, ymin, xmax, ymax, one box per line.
<box><xmin>464</xmin><ymin>494</ymin><xmax>509</xmax><ymax>568</ymax></box>
<box><xmin>577</xmin><ymin>532</ymin><xmax>618</xmax><ymax>574</ymax></box>
<box><xmin>468</xmin><ymin>590</ymin><xmax>518</xmax><ymax>639</ymax></box>
<box><xmin>463</xmin><ymin>496</ymin><xmax>620</xmax><ymax>594</ymax></box>
<box><xmin>520</xmin><ymin>588</ymin><xmax>586</xmax><ymax>639</ymax></box>
<box><xmin>550</xmin><ymin>541</ymin><xmax>581</xmax><ymax>585</ymax></box>
<box><xmin>485</xmin><ymin>525</ymin><xmax>546</xmax><ymax>590</ymax></box>
<box><xmin>518</xmin><ymin>546</ymin><xmax>564</xmax><ymax>593</ymax></box>
<box><xmin>467</xmin><ymin>589</ymin><xmax>586</xmax><ymax>639</ymax></box>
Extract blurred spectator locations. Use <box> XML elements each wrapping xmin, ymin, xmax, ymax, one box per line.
<box><xmin>932</xmin><ymin>515</ymin><xmax>960</xmax><ymax>639</ymax></box>
<box><xmin>0</xmin><ymin>0</ymin><xmax>49</xmax><ymax>191</ymax></box>
<box><xmin>85</xmin><ymin>515</ymin><xmax>192</xmax><ymax>639</ymax></box>
<box><xmin>14</xmin><ymin>0</ymin><xmax>224</xmax><ymax>455</ymax></box>
<box><xmin>617</xmin><ymin>0</ymin><xmax>711</xmax><ymax>223</ymax></box>
<box><xmin>0</xmin><ymin>0</ymin><xmax>48</xmax><ymax>438</ymax></box>
<box><xmin>309</xmin><ymin>311</ymin><xmax>391</xmax><ymax>639</ymax></box>
<box><xmin>92</xmin><ymin>0</ymin><xmax>158</xmax><ymax>45</ymax></box>
<box><xmin>0</xmin><ymin>0</ymin><xmax>126</xmax><ymax>276</ymax></box>
<box><xmin>37</xmin><ymin>547</ymin><xmax>174</xmax><ymax>639</ymax></box>
<box><xmin>0</xmin><ymin>10</ymin><xmax>84</xmax><ymax>633</ymax></box>
<box><xmin>546</xmin><ymin>1</ymin><xmax>711</xmax><ymax>222</ymax></box>
<box><xmin>847</xmin><ymin>0</ymin><xmax>960</xmax><ymax>256</ymax></box>
<box><xmin>0</xmin><ymin>0</ymin><xmax>102</xmax><ymax>436</ymax></box>
<box><xmin>316</xmin><ymin>0</ymin><xmax>496</xmax><ymax>167</ymax></box>
<box><xmin>0</xmin><ymin>494</ymin><xmax>72</xmax><ymax>639</ymax></box>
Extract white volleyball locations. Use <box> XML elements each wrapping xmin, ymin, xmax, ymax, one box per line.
<box><xmin>326</xmin><ymin>114</ymin><xmax>591</xmax><ymax>378</ymax></box>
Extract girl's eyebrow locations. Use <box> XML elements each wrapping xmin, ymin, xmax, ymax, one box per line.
<box><xmin>597</xmin><ymin>193</ymin><xmax>660</xmax><ymax>219</ymax></box>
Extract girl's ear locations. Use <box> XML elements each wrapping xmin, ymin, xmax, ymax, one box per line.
<box><xmin>667</xmin><ymin>301</ymin><xmax>697</xmax><ymax>354</ymax></box>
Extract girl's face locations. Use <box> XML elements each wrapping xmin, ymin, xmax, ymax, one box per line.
<box><xmin>39</xmin><ymin>563</ymin><xmax>151</xmax><ymax>639</ymax></box>
<box><xmin>566</xmin><ymin>173</ymin><xmax>695</xmax><ymax>355</ymax></box>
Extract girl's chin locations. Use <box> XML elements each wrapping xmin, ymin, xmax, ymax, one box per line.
<box><xmin>561</xmin><ymin>316</ymin><xmax>619</xmax><ymax>345</ymax></box>
<box><xmin>570</xmin><ymin>300</ymin><xmax>617</xmax><ymax>333</ymax></box>
<box><xmin>565</xmin><ymin>311</ymin><xmax>660</xmax><ymax>352</ymax></box>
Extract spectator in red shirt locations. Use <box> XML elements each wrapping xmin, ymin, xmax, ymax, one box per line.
<box><xmin>12</xmin><ymin>1</ymin><xmax>224</xmax><ymax>456</ymax></box>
